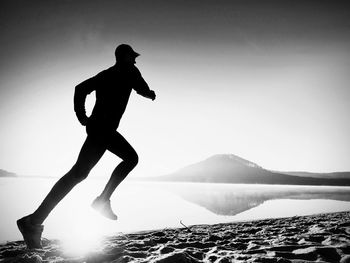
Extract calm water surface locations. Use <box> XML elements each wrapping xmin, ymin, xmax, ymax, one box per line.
<box><xmin>1</xmin><ymin>177</ymin><xmax>350</xmax><ymax>246</ymax></box>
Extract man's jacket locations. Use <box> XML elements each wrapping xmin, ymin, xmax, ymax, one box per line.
<box><xmin>74</xmin><ymin>64</ymin><xmax>151</xmax><ymax>130</ymax></box>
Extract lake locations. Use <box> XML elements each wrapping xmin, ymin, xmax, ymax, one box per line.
<box><xmin>1</xmin><ymin>177</ymin><xmax>350</xmax><ymax>251</ymax></box>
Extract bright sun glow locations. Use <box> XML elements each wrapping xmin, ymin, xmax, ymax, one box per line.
<box><xmin>43</xmin><ymin>181</ymin><xmax>117</xmax><ymax>256</ymax></box>
<box><xmin>60</xmin><ymin>232</ymin><xmax>103</xmax><ymax>257</ymax></box>
<box><xmin>54</xmin><ymin>206</ymin><xmax>105</xmax><ymax>256</ymax></box>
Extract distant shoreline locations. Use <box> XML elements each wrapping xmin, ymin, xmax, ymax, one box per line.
<box><xmin>2</xmin><ymin>175</ymin><xmax>350</xmax><ymax>187</ymax></box>
<box><xmin>134</xmin><ymin>176</ymin><xmax>350</xmax><ymax>187</ymax></box>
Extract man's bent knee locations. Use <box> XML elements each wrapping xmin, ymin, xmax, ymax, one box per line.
<box><xmin>70</xmin><ymin>164</ymin><xmax>91</xmax><ymax>182</ymax></box>
<box><xmin>128</xmin><ymin>152</ymin><xmax>139</xmax><ymax>168</ymax></box>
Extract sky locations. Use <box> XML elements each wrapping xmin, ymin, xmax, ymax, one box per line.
<box><xmin>0</xmin><ymin>0</ymin><xmax>350</xmax><ymax>177</ymax></box>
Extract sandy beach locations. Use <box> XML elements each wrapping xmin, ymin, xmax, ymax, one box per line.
<box><xmin>1</xmin><ymin>211</ymin><xmax>349</xmax><ymax>263</ymax></box>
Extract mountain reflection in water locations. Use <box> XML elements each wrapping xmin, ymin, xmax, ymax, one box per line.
<box><xmin>159</xmin><ymin>183</ymin><xmax>350</xmax><ymax>216</ymax></box>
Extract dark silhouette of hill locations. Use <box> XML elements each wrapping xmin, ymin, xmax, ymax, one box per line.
<box><xmin>144</xmin><ymin>154</ymin><xmax>350</xmax><ymax>186</ymax></box>
<box><xmin>0</xmin><ymin>169</ymin><xmax>17</xmax><ymax>177</ymax></box>
<box><xmin>272</xmin><ymin>170</ymin><xmax>350</xmax><ymax>179</ymax></box>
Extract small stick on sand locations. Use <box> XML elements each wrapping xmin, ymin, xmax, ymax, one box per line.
<box><xmin>180</xmin><ymin>220</ymin><xmax>192</xmax><ymax>232</ymax></box>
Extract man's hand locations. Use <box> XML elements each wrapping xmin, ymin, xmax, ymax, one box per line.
<box><xmin>145</xmin><ymin>90</ymin><xmax>156</xmax><ymax>101</ymax></box>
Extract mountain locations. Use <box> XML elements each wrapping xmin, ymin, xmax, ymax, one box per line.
<box><xmin>145</xmin><ymin>154</ymin><xmax>350</xmax><ymax>186</ymax></box>
<box><xmin>0</xmin><ymin>169</ymin><xmax>17</xmax><ymax>178</ymax></box>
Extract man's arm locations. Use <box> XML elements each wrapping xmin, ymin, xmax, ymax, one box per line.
<box><xmin>132</xmin><ymin>67</ymin><xmax>156</xmax><ymax>101</ymax></box>
<box><xmin>74</xmin><ymin>77</ymin><xmax>96</xmax><ymax>126</ymax></box>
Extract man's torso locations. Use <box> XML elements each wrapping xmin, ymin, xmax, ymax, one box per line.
<box><xmin>88</xmin><ymin>65</ymin><xmax>137</xmax><ymax>130</ymax></box>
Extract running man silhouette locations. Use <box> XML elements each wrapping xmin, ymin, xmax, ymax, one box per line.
<box><xmin>17</xmin><ymin>44</ymin><xmax>156</xmax><ymax>249</ymax></box>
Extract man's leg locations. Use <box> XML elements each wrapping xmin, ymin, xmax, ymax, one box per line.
<box><xmin>99</xmin><ymin>131</ymin><xmax>138</xmax><ymax>200</ymax></box>
<box><xmin>29</xmin><ymin>135</ymin><xmax>107</xmax><ymax>225</ymax></box>
<box><xmin>91</xmin><ymin>131</ymin><xmax>138</xmax><ymax>219</ymax></box>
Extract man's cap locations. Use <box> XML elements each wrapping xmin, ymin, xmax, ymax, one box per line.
<box><xmin>115</xmin><ymin>44</ymin><xmax>140</xmax><ymax>59</ymax></box>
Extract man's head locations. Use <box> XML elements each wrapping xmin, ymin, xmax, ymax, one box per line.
<box><xmin>115</xmin><ymin>44</ymin><xmax>140</xmax><ymax>65</ymax></box>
